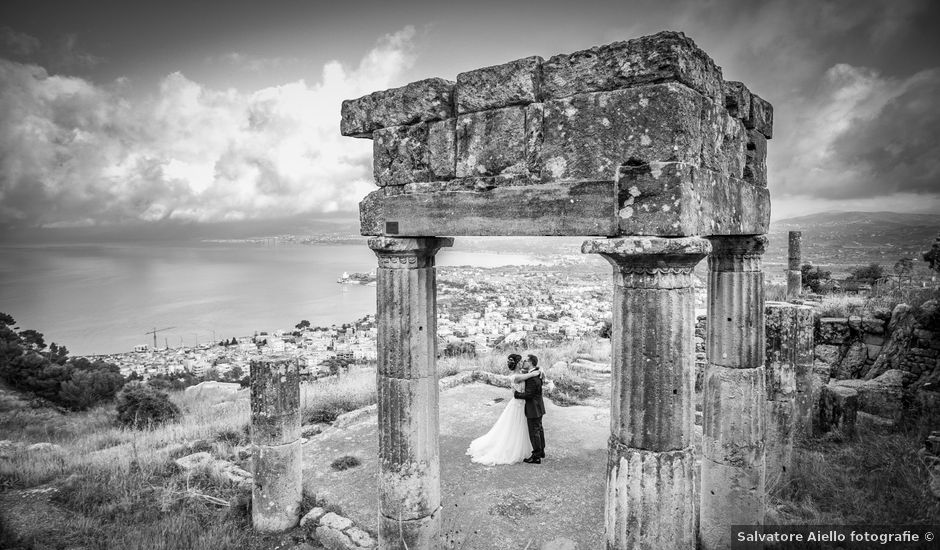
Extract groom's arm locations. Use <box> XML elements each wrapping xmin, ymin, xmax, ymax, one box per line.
<box><xmin>513</xmin><ymin>373</ymin><xmax>541</xmax><ymax>399</ymax></box>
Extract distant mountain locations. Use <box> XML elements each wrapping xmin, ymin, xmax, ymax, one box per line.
<box><xmin>766</xmin><ymin>211</ymin><xmax>940</xmax><ymax>272</ymax></box>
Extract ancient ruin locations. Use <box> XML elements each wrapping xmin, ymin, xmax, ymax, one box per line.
<box><xmin>788</xmin><ymin>231</ymin><xmax>803</xmax><ymax>299</ymax></box>
<box><xmin>338</xmin><ymin>30</ymin><xmax>773</xmax><ymax>548</ymax></box>
<box><xmin>250</xmin><ymin>356</ymin><xmax>303</xmax><ymax>531</ymax></box>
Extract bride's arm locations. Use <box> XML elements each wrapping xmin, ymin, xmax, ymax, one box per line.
<box><xmin>513</xmin><ymin>370</ymin><xmax>541</xmax><ymax>382</ymax></box>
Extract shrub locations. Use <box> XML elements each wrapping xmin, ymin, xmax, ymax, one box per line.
<box><xmin>115</xmin><ymin>382</ymin><xmax>181</xmax><ymax>429</ymax></box>
<box><xmin>58</xmin><ymin>367</ymin><xmax>125</xmax><ymax>411</ymax></box>
<box><xmin>330</xmin><ymin>455</ymin><xmax>361</xmax><ymax>471</ymax></box>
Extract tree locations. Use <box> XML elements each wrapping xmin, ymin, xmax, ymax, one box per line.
<box><xmin>443</xmin><ymin>341</ymin><xmax>476</xmax><ymax>358</ymax></box>
<box><xmin>801</xmin><ymin>263</ymin><xmax>832</xmax><ymax>293</ymax></box>
<box><xmin>58</xmin><ymin>368</ymin><xmax>125</xmax><ymax>410</ymax></box>
<box><xmin>849</xmin><ymin>263</ymin><xmax>885</xmax><ymax>285</ymax></box>
<box><xmin>295</xmin><ymin>320</ymin><xmax>311</xmax><ymax>331</ymax></box>
<box><xmin>924</xmin><ymin>233</ymin><xmax>940</xmax><ymax>273</ymax></box>
<box><xmin>893</xmin><ymin>258</ymin><xmax>914</xmax><ymax>289</ymax></box>
<box><xmin>227</xmin><ymin>365</ymin><xmax>244</xmax><ymax>380</ymax></box>
<box><xmin>599</xmin><ymin>319</ymin><xmax>612</xmax><ymax>339</ymax></box>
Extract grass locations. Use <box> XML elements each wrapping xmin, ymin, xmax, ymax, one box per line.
<box><xmin>811</xmin><ymin>284</ymin><xmax>939</xmax><ymax>318</ymax></box>
<box><xmin>300</xmin><ymin>365</ymin><xmax>376</xmax><ymax>425</ymax></box>
<box><xmin>769</xmin><ymin>420</ymin><xmax>940</xmax><ymax>525</ymax></box>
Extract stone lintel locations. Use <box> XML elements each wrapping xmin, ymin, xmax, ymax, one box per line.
<box><xmin>456</xmin><ymin>55</ymin><xmax>543</xmax><ymax>114</ymax></box>
<box><xmin>341</xmin><ymin>78</ymin><xmax>455</xmax><ymax>138</ymax></box>
<box><xmin>358</xmin><ymin>164</ymin><xmax>770</xmax><ymax>237</ymax></box>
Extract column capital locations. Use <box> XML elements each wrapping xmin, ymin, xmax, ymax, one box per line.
<box><xmin>368</xmin><ymin>236</ymin><xmax>454</xmax><ymax>269</ymax></box>
<box><xmin>707</xmin><ymin>235</ymin><xmax>767</xmax><ymax>272</ymax></box>
<box><xmin>582</xmin><ymin>236</ymin><xmax>710</xmax><ymax>289</ymax></box>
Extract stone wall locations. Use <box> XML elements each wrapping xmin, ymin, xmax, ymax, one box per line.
<box><xmin>343</xmin><ymin>31</ymin><xmax>771</xmax><ymax>237</ymax></box>
<box><xmin>814</xmin><ymin>302</ymin><xmax>940</xmax><ymax>387</ymax></box>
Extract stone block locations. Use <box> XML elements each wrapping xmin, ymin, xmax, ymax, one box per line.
<box><xmin>456</xmin><ymin>56</ymin><xmax>542</xmax><ymax>113</ymax></box>
<box><xmin>541</xmin><ymin>83</ymin><xmax>703</xmax><ymax>182</ymax></box>
<box><xmin>864</xmin><ymin>333</ymin><xmax>886</xmax><ymax>346</ymax></box>
<box><xmin>815</xmin><ymin>344</ymin><xmax>841</xmax><ymax>365</ymax></box>
<box><xmin>525</xmin><ymin>102</ymin><xmax>543</xmax><ymax>176</ymax></box>
<box><xmin>347</xmin><ymin>526</ymin><xmax>376</xmax><ymax>548</ymax></box>
<box><xmin>817</xmin><ymin>384</ymin><xmax>858</xmax><ymax>435</ymax></box>
<box><xmin>701</xmin><ymin>98</ymin><xmax>747</xmax><ymax>179</ymax></box>
<box><xmin>743</xmin><ymin>129</ymin><xmax>767</xmax><ymax>186</ymax></box>
<box><xmin>373</xmin><ymin>123</ymin><xmax>431</xmax><ymax>186</ymax></box>
<box><xmin>866</xmin><ymin>344</ymin><xmax>883</xmax><ymax>359</ymax></box>
<box><xmin>723</xmin><ymin>81</ymin><xmax>751</xmax><ymax>120</ymax></box>
<box><xmin>615</xmin><ymin>162</ymin><xmax>770</xmax><ymax>237</ymax></box>
<box><xmin>315</xmin><ymin>526</ymin><xmax>355</xmax><ymax>550</ymax></box>
<box><xmin>833</xmin><ymin>341</ymin><xmax>867</xmax><ymax>380</ymax></box>
<box><xmin>541</xmin><ymin>30</ymin><xmax>722</xmax><ymax>101</ymax></box>
<box><xmin>746</xmin><ymin>93</ymin><xmax>773</xmax><ymax>139</ymax></box>
<box><xmin>427</xmin><ymin>119</ymin><xmax>456</xmax><ymax>180</ymax></box>
<box><xmin>455</xmin><ymin>106</ymin><xmax>528</xmax><ymax>178</ymax></box>
<box><xmin>817</xmin><ymin>317</ymin><xmax>850</xmax><ymax>345</ymax></box>
<box><xmin>300</xmin><ymin>507</ymin><xmax>326</xmax><ymax>528</ymax></box>
<box><xmin>320</xmin><ymin>512</ymin><xmax>353</xmax><ymax>531</ymax></box>
<box><xmin>341</xmin><ymin>78</ymin><xmax>454</xmax><ymax>138</ymax></box>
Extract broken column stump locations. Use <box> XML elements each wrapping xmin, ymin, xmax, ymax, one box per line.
<box><xmin>701</xmin><ymin>236</ymin><xmax>767</xmax><ymax>550</ymax></box>
<box><xmin>369</xmin><ymin>237</ymin><xmax>453</xmax><ymax>550</ymax></box>
<box><xmin>764</xmin><ymin>302</ymin><xmax>814</xmax><ymax>489</ymax></box>
<box><xmin>818</xmin><ymin>385</ymin><xmax>859</xmax><ymax>435</ymax></box>
<box><xmin>250</xmin><ymin>355</ymin><xmax>302</xmax><ymax>532</ymax></box>
<box><xmin>787</xmin><ymin>231</ymin><xmax>802</xmax><ymax>299</ymax></box>
<box><xmin>583</xmin><ymin>236</ymin><xmax>710</xmax><ymax>550</ymax></box>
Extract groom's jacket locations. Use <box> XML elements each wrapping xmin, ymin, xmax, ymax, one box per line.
<box><xmin>514</xmin><ymin>373</ymin><xmax>545</xmax><ymax>418</ymax></box>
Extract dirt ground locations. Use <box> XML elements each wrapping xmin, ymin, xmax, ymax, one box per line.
<box><xmin>302</xmin><ymin>382</ymin><xmax>610</xmax><ymax>549</ymax></box>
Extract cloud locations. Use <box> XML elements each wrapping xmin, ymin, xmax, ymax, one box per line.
<box><xmin>0</xmin><ymin>26</ymin><xmax>40</xmax><ymax>56</ymax></box>
<box><xmin>773</xmin><ymin>63</ymin><xmax>940</xmax><ymax>201</ymax></box>
<box><xmin>212</xmin><ymin>52</ymin><xmax>296</xmax><ymax>72</ymax></box>
<box><xmin>0</xmin><ymin>27</ymin><xmax>416</xmax><ymax>228</ymax></box>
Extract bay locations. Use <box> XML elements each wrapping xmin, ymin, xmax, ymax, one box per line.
<box><xmin>0</xmin><ymin>240</ymin><xmax>538</xmax><ymax>356</ymax></box>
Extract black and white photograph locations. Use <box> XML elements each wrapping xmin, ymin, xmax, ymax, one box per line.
<box><xmin>1</xmin><ymin>1</ymin><xmax>939</xmax><ymax>548</ymax></box>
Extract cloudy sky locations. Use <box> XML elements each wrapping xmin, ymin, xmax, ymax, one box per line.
<box><xmin>1</xmin><ymin>0</ymin><xmax>938</xmax><ymax>234</ymax></box>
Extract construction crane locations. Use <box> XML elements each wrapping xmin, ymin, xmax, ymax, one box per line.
<box><xmin>145</xmin><ymin>326</ymin><xmax>175</xmax><ymax>349</ymax></box>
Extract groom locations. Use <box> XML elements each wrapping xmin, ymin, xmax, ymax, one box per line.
<box><xmin>514</xmin><ymin>354</ymin><xmax>546</xmax><ymax>464</ymax></box>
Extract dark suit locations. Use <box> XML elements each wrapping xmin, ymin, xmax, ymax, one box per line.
<box><xmin>514</xmin><ymin>371</ymin><xmax>546</xmax><ymax>458</ymax></box>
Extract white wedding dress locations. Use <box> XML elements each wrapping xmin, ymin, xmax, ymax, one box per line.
<box><xmin>466</xmin><ymin>377</ymin><xmax>532</xmax><ymax>465</ymax></box>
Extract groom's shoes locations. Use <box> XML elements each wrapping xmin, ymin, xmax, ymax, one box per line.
<box><xmin>523</xmin><ymin>456</ymin><xmax>541</xmax><ymax>464</ymax></box>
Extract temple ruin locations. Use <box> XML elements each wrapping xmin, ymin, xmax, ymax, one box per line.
<box><xmin>336</xmin><ymin>30</ymin><xmax>774</xmax><ymax>549</ymax></box>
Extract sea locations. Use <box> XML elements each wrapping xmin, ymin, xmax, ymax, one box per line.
<box><xmin>0</xmin><ymin>240</ymin><xmax>538</xmax><ymax>356</ymax></box>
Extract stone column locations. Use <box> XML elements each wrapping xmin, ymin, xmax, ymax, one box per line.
<box><xmin>582</xmin><ymin>237</ymin><xmax>710</xmax><ymax>550</ymax></box>
<box><xmin>701</xmin><ymin>236</ymin><xmax>767</xmax><ymax>550</ymax></box>
<box><xmin>250</xmin><ymin>355</ymin><xmax>302</xmax><ymax>532</ymax></box>
<box><xmin>369</xmin><ymin>236</ymin><xmax>453</xmax><ymax>550</ymax></box>
<box><xmin>787</xmin><ymin>231</ymin><xmax>802</xmax><ymax>299</ymax></box>
<box><xmin>764</xmin><ymin>302</ymin><xmax>812</xmax><ymax>488</ymax></box>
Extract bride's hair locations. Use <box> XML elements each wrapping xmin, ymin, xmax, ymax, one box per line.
<box><xmin>507</xmin><ymin>353</ymin><xmax>522</xmax><ymax>371</ymax></box>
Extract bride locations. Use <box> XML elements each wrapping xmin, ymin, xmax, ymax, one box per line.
<box><xmin>466</xmin><ymin>354</ymin><xmax>543</xmax><ymax>465</ymax></box>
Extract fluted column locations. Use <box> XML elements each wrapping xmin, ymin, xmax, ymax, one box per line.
<box><xmin>250</xmin><ymin>356</ymin><xmax>302</xmax><ymax>532</ymax></box>
<box><xmin>369</xmin><ymin>236</ymin><xmax>452</xmax><ymax>550</ymax></box>
<box><xmin>583</xmin><ymin>237</ymin><xmax>710</xmax><ymax>550</ymax></box>
<box><xmin>787</xmin><ymin>231</ymin><xmax>802</xmax><ymax>299</ymax></box>
<box><xmin>701</xmin><ymin>236</ymin><xmax>767</xmax><ymax>550</ymax></box>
